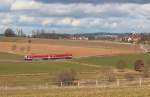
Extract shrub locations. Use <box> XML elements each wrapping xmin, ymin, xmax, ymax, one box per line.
<box><xmin>134</xmin><ymin>59</ymin><xmax>144</xmax><ymax>72</ymax></box>
<box><xmin>57</xmin><ymin>69</ymin><xmax>77</xmax><ymax>86</ymax></box>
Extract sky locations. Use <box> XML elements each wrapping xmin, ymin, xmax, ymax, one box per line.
<box><xmin>0</xmin><ymin>0</ymin><xmax>150</xmax><ymax>34</ymax></box>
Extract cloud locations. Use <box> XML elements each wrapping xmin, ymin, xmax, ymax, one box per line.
<box><xmin>37</xmin><ymin>17</ymin><xmax>120</xmax><ymax>29</ymax></box>
<box><xmin>0</xmin><ymin>0</ymin><xmax>13</xmax><ymax>4</ymax></box>
<box><xmin>10</xmin><ymin>2</ymin><xmax>123</xmax><ymax>14</ymax></box>
<box><xmin>71</xmin><ymin>20</ymin><xmax>80</xmax><ymax>26</ymax></box>
<box><xmin>19</xmin><ymin>15</ymin><xmax>36</xmax><ymax>23</ymax></box>
<box><xmin>37</xmin><ymin>0</ymin><xmax>150</xmax><ymax>4</ymax></box>
<box><xmin>10</xmin><ymin>1</ymin><xmax>150</xmax><ymax>18</ymax></box>
<box><xmin>0</xmin><ymin>13</ymin><xmax>15</xmax><ymax>25</ymax></box>
<box><xmin>11</xmin><ymin>0</ymin><xmax>42</xmax><ymax>10</ymax></box>
<box><xmin>0</xmin><ymin>0</ymin><xmax>14</xmax><ymax>11</ymax></box>
<box><xmin>0</xmin><ymin>0</ymin><xmax>149</xmax><ymax>33</ymax></box>
<box><xmin>27</xmin><ymin>16</ymin><xmax>81</xmax><ymax>27</ymax></box>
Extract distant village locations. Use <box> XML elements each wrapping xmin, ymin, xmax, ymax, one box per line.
<box><xmin>1</xmin><ymin>28</ymin><xmax>150</xmax><ymax>44</ymax></box>
<box><xmin>70</xmin><ymin>32</ymin><xmax>142</xmax><ymax>43</ymax></box>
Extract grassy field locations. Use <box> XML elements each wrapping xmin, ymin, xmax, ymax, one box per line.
<box><xmin>1</xmin><ymin>52</ymin><xmax>149</xmax><ymax>75</ymax></box>
<box><xmin>0</xmin><ymin>52</ymin><xmax>150</xmax><ymax>75</ymax></box>
<box><xmin>0</xmin><ymin>61</ymin><xmax>98</xmax><ymax>86</ymax></box>
<box><xmin>1</xmin><ymin>87</ymin><xmax>150</xmax><ymax>97</ymax></box>
<box><xmin>0</xmin><ymin>61</ymin><xmax>96</xmax><ymax>74</ymax></box>
<box><xmin>73</xmin><ymin>53</ymin><xmax>150</xmax><ymax>69</ymax></box>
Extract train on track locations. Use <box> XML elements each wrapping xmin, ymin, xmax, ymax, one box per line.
<box><xmin>24</xmin><ymin>54</ymin><xmax>73</xmax><ymax>60</ymax></box>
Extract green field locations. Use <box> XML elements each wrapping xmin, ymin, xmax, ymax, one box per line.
<box><xmin>0</xmin><ymin>61</ymin><xmax>98</xmax><ymax>86</ymax></box>
<box><xmin>0</xmin><ymin>61</ymin><xmax>97</xmax><ymax>74</ymax></box>
<box><xmin>1</xmin><ymin>87</ymin><xmax>150</xmax><ymax>97</ymax></box>
<box><xmin>0</xmin><ymin>52</ymin><xmax>150</xmax><ymax>75</ymax></box>
<box><xmin>73</xmin><ymin>53</ymin><xmax>150</xmax><ymax>69</ymax></box>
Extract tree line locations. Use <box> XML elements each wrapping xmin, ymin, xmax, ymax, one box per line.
<box><xmin>3</xmin><ymin>28</ymin><xmax>71</xmax><ymax>39</ymax></box>
<box><xmin>2</xmin><ymin>28</ymin><xmax>150</xmax><ymax>44</ymax></box>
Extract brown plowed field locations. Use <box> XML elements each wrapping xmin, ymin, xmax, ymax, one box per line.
<box><xmin>0</xmin><ymin>38</ymin><xmax>142</xmax><ymax>57</ymax></box>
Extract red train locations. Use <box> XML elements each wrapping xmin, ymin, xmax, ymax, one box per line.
<box><xmin>24</xmin><ymin>54</ymin><xmax>72</xmax><ymax>60</ymax></box>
